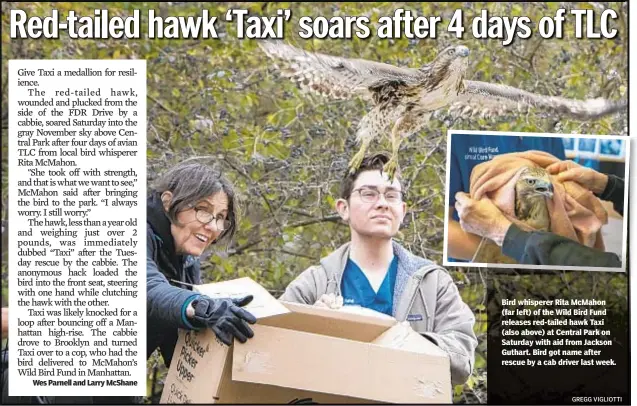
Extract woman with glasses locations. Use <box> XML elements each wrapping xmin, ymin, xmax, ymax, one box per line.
<box><xmin>2</xmin><ymin>162</ymin><xmax>258</xmax><ymax>406</ymax></box>
<box><xmin>145</xmin><ymin>160</ymin><xmax>257</xmax><ymax>372</ymax></box>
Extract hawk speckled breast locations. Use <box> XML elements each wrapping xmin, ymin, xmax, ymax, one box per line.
<box><xmin>259</xmin><ymin>42</ymin><xmax>626</xmax><ymax>177</ymax></box>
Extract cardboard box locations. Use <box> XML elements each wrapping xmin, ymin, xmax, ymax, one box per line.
<box><xmin>160</xmin><ymin>278</ymin><xmax>452</xmax><ymax>404</ymax></box>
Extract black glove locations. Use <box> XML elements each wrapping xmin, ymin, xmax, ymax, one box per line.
<box><xmin>191</xmin><ymin>295</ymin><xmax>257</xmax><ymax>346</ymax></box>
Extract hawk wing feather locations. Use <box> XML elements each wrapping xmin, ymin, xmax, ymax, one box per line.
<box><xmin>450</xmin><ymin>80</ymin><xmax>627</xmax><ymax>120</ymax></box>
<box><xmin>259</xmin><ymin>41</ymin><xmax>424</xmax><ymax>100</ymax></box>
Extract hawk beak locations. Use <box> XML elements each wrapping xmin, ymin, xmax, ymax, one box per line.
<box><xmin>456</xmin><ymin>46</ymin><xmax>470</xmax><ymax>57</ymax></box>
<box><xmin>535</xmin><ymin>180</ymin><xmax>554</xmax><ymax>199</ymax></box>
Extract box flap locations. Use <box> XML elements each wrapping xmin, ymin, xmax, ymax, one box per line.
<box><xmin>258</xmin><ymin>301</ymin><xmax>396</xmax><ymax>342</ymax></box>
<box><xmin>232</xmin><ymin>324</ymin><xmax>451</xmax><ymax>403</ymax></box>
<box><xmin>218</xmin><ymin>349</ymin><xmax>376</xmax><ymax>404</ymax></box>
<box><xmin>160</xmin><ymin>329</ymin><xmax>229</xmax><ymax>404</ymax></box>
<box><xmin>280</xmin><ymin>301</ymin><xmax>397</xmax><ymax>326</ymax></box>
<box><xmin>194</xmin><ymin>277</ymin><xmax>290</xmax><ymax>319</ymax></box>
<box><xmin>372</xmin><ymin>321</ymin><xmax>449</xmax><ymax>357</ymax></box>
<box><xmin>336</xmin><ymin>304</ymin><xmax>396</xmax><ymax>320</ymax></box>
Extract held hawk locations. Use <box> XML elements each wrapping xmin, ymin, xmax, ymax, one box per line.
<box><xmin>472</xmin><ymin>166</ymin><xmax>554</xmax><ymax>264</ymax></box>
<box><xmin>259</xmin><ymin>42</ymin><xmax>626</xmax><ymax>177</ymax></box>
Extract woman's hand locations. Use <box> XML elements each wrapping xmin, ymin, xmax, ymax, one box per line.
<box><xmin>454</xmin><ymin>192</ymin><xmax>512</xmax><ymax>246</ymax></box>
<box><xmin>189</xmin><ymin>295</ymin><xmax>257</xmax><ymax>346</ymax></box>
<box><xmin>546</xmin><ymin>160</ymin><xmax>608</xmax><ymax>194</ymax></box>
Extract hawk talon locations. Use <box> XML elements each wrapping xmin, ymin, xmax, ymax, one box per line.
<box><xmin>382</xmin><ymin>157</ymin><xmax>399</xmax><ymax>180</ymax></box>
<box><xmin>348</xmin><ymin>147</ymin><xmax>367</xmax><ymax>174</ymax></box>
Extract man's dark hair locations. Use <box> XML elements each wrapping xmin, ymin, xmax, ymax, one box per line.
<box><xmin>339</xmin><ymin>153</ymin><xmax>402</xmax><ymax>199</ymax></box>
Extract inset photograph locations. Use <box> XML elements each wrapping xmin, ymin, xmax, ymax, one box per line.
<box><xmin>444</xmin><ymin>130</ymin><xmax>628</xmax><ymax>271</ymax></box>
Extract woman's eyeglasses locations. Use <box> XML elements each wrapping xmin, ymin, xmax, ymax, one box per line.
<box><xmin>192</xmin><ymin>206</ymin><xmax>231</xmax><ymax>230</ymax></box>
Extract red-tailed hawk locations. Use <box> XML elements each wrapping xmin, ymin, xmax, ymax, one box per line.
<box><xmin>472</xmin><ymin>166</ymin><xmax>554</xmax><ymax>264</ymax></box>
<box><xmin>259</xmin><ymin>42</ymin><xmax>626</xmax><ymax>177</ymax></box>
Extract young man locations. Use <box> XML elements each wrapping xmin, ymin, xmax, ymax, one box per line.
<box><xmin>280</xmin><ymin>153</ymin><xmax>478</xmax><ymax>386</ymax></box>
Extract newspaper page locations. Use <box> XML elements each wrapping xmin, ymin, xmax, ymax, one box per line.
<box><xmin>1</xmin><ymin>2</ymin><xmax>633</xmax><ymax>405</ymax></box>
<box><xmin>8</xmin><ymin>56</ymin><xmax>147</xmax><ymax>397</ymax></box>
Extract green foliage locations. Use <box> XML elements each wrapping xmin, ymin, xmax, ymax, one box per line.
<box><xmin>1</xmin><ymin>2</ymin><xmax>627</xmax><ymax>404</ymax></box>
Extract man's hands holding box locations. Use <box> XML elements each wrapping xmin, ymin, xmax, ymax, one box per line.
<box><xmin>313</xmin><ymin>293</ymin><xmax>344</xmax><ymax>309</ymax></box>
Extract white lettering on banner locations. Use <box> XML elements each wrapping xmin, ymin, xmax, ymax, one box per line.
<box><xmin>8</xmin><ymin>60</ymin><xmax>147</xmax><ymax>397</ymax></box>
<box><xmin>464</xmin><ymin>145</ymin><xmax>500</xmax><ymax>161</ymax></box>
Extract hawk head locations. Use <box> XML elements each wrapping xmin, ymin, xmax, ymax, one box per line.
<box><xmin>516</xmin><ymin>166</ymin><xmax>554</xmax><ymax>200</ymax></box>
<box><xmin>427</xmin><ymin>45</ymin><xmax>470</xmax><ymax>92</ymax></box>
<box><xmin>514</xmin><ymin>166</ymin><xmax>554</xmax><ymax>231</ymax></box>
<box><xmin>433</xmin><ymin>45</ymin><xmax>470</xmax><ymax>68</ymax></box>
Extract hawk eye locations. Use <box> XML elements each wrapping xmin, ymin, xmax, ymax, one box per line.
<box><xmin>448</xmin><ymin>49</ymin><xmax>455</xmax><ymax>55</ymax></box>
<box><xmin>525</xmin><ymin>178</ymin><xmax>536</xmax><ymax>185</ymax></box>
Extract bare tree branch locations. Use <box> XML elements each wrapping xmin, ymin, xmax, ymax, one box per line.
<box><xmin>147</xmin><ymin>94</ymin><xmax>180</xmax><ymax>116</ymax></box>
<box><xmin>246</xmin><ymin>248</ymin><xmax>317</xmax><ymax>261</ymax></box>
<box><xmin>284</xmin><ymin>215</ymin><xmax>341</xmax><ymax>229</ymax></box>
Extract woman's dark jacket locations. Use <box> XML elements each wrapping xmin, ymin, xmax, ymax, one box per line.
<box><xmin>146</xmin><ymin>193</ymin><xmax>202</xmax><ymax>366</ymax></box>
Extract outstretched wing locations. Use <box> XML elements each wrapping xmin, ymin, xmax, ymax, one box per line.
<box><xmin>449</xmin><ymin>80</ymin><xmax>626</xmax><ymax>120</ymax></box>
<box><xmin>259</xmin><ymin>41</ymin><xmax>424</xmax><ymax>100</ymax></box>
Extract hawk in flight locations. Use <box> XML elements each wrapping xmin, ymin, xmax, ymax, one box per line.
<box><xmin>259</xmin><ymin>42</ymin><xmax>627</xmax><ymax>177</ymax></box>
<box><xmin>472</xmin><ymin>166</ymin><xmax>554</xmax><ymax>264</ymax></box>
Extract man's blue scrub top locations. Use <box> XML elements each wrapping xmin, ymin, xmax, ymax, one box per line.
<box><xmin>341</xmin><ymin>256</ymin><xmax>398</xmax><ymax>316</ymax></box>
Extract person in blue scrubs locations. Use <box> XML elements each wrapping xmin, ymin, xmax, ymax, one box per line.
<box><xmin>280</xmin><ymin>153</ymin><xmax>478</xmax><ymax>385</ymax></box>
<box><xmin>447</xmin><ymin>133</ymin><xmax>566</xmax><ymax>262</ymax></box>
